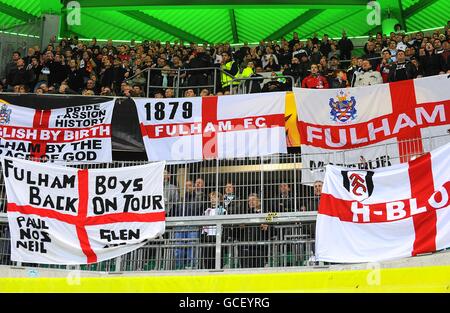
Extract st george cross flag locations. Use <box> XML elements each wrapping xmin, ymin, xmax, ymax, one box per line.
<box><xmin>0</xmin><ymin>100</ymin><xmax>115</xmax><ymax>163</ymax></box>
<box><xmin>294</xmin><ymin>74</ymin><xmax>450</xmax><ymax>183</ymax></box>
<box><xmin>316</xmin><ymin>142</ymin><xmax>450</xmax><ymax>263</ymax></box>
<box><xmin>134</xmin><ymin>93</ymin><xmax>287</xmax><ymax>161</ymax></box>
<box><xmin>4</xmin><ymin>157</ymin><xmax>166</xmax><ymax>264</ymax></box>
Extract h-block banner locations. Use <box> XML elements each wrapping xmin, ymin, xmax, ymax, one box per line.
<box><xmin>316</xmin><ymin>142</ymin><xmax>450</xmax><ymax>263</ymax></box>
<box><xmin>134</xmin><ymin>93</ymin><xmax>287</xmax><ymax>161</ymax></box>
<box><xmin>295</xmin><ymin>74</ymin><xmax>450</xmax><ymax>183</ymax></box>
<box><xmin>0</xmin><ymin>100</ymin><xmax>115</xmax><ymax>163</ymax></box>
<box><xmin>4</xmin><ymin>157</ymin><xmax>166</xmax><ymax>264</ymax></box>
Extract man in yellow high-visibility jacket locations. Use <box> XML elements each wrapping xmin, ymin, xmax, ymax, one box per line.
<box><xmin>220</xmin><ymin>52</ymin><xmax>239</xmax><ymax>91</ymax></box>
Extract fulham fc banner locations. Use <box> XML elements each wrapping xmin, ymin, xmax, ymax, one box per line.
<box><xmin>3</xmin><ymin>157</ymin><xmax>165</xmax><ymax>264</ymax></box>
<box><xmin>295</xmin><ymin>74</ymin><xmax>450</xmax><ymax>183</ymax></box>
<box><xmin>0</xmin><ymin>100</ymin><xmax>114</xmax><ymax>163</ymax></box>
<box><xmin>316</xmin><ymin>142</ymin><xmax>450</xmax><ymax>263</ymax></box>
<box><xmin>135</xmin><ymin>93</ymin><xmax>287</xmax><ymax>161</ymax></box>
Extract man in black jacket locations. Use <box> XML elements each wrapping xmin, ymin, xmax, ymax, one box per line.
<box><xmin>187</xmin><ymin>46</ymin><xmax>212</xmax><ymax>91</ymax></box>
<box><xmin>388</xmin><ymin>50</ymin><xmax>418</xmax><ymax>82</ymax></box>
<box><xmin>67</xmin><ymin>59</ymin><xmax>84</xmax><ymax>93</ymax></box>
<box><xmin>338</xmin><ymin>31</ymin><xmax>354</xmax><ymax>66</ymax></box>
<box><xmin>6</xmin><ymin>59</ymin><xmax>33</xmax><ymax>89</ymax></box>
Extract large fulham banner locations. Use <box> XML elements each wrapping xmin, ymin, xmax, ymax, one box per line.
<box><xmin>316</xmin><ymin>142</ymin><xmax>450</xmax><ymax>263</ymax></box>
<box><xmin>295</xmin><ymin>74</ymin><xmax>450</xmax><ymax>183</ymax></box>
<box><xmin>0</xmin><ymin>100</ymin><xmax>114</xmax><ymax>163</ymax></box>
<box><xmin>4</xmin><ymin>157</ymin><xmax>165</xmax><ymax>264</ymax></box>
<box><xmin>135</xmin><ymin>93</ymin><xmax>287</xmax><ymax>161</ymax></box>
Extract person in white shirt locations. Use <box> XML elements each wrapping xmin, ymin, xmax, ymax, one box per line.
<box><xmin>353</xmin><ymin>59</ymin><xmax>383</xmax><ymax>87</ymax></box>
<box><xmin>202</xmin><ymin>192</ymin><xmax>227</xmax><ymax>269</ymax></box>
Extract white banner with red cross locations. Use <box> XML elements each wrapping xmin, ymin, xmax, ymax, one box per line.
<box><xmin>3</xmin><ymin>157</ymin><xmax>165</xmax><ymax>264</ymax></box>
<box><xmin>134</xmin><ymin>93</ymin><xmax>287</xmax><ymax>161</ymax></box>
<box><xmin>316</xmin><ymin>142</ymin><xmax>450</xmax><ymax>263</ymax></box>
<box><xmin>294</xmin><ymin>74</ymin><xmax>450</xmax><ymax>183</ymax></box>
<box><xmin>0</xmin><ymin>100</ymin><xmax>114</xmax><ymax>163</ymax></box>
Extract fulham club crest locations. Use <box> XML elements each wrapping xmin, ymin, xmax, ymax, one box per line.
<box><xmin>341</xmin><ymin>170</ymin><xmax>374</xmax><ymax>201</ymax></box>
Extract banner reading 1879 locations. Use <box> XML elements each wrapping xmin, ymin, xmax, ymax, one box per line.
<box><xmin>0</xmin><ymin>100</ymin><xmax>115</xmax><ymax>163</ymax></box>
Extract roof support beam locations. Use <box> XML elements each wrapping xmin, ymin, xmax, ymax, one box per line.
<box><xmin>397</xmin><ymin>0</ymin><xmax>407</xmax><ymax>32</ymax></box>
<box><xmin>72</xmin><ymin>0</ymin><xmax>368</xmax><ymax>10</ymax></box>
<box><xmin>0</xmin><ymin>2</ymin><xmax>37</xmax><ymax>22</ymax></box>
<box><xmin>303</xmin><ymin>9</ymin><xmax>363</xmax><ymax>39</ymax></box>
<box><xmin>83</xmin><ymin>12</ymin><xmax>149</xmax><ymax>39</ymax></box>
<box><xmin>265</xmin><ymin>9</ymin><xmax>323</xmax><ymax>40</ymax></box>
<box><xmin>229</xmin><ymin>9</ymin><xmax>239</xmax><ymax>43</ymax></box>
<box><xmin>403</xmin><ymin>0</ymin><xmax>440</xmax><ymax>19</ymax></box>
<box><xmin>120</xmin><ymin>10</ymin><xmax>207</xmax><ymax>43</ymax></box>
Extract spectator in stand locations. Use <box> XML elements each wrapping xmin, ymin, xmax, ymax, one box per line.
<box><xmin>377</xmin><ymin>49</ymin><xmax>394</xmax><ymax>83</ymax></box>
<box><xmin>200</xmin><ymin>88</ymin><xmax>210</xmax><ymax>97</ymax></box>
<box><xmin>330</xmin><ymin>70</ymin><xmax>348</xmax><ymax>88</ymax></box>
<box><xmin>363</xmin><ymin>41</ymin><xmax>381</xmax><ymax>70</ymax></box>
<box><xmin>353</xmin><ymin>59</ymin><xmax>383</xmax><ymax>87</ymax></box>
<box><xmin>187</xmin><ymin>46</ymin><xmax>212</xmax><ymax>91</ymax></box>
<box><xmin>163</xmin><ymin>170</ymin><xmax>179</xmax><ymax>217</ymax></box>
<box><xmin>201</xmin><ymin>191</ymin><xmax>227</xmax><ymax>269</ymax></box>
<box><xmin>263</xmin><ymin>55</ymin><xmax>281</xmax><ymax>71</ymax></box>
<box><xmin>220</xmin><ymin>51</ymin><xmax>239</xmax><ymax>91</ymax></box>
<box><xmin>320</xmin><ymin>34</ymin><xmax>331</xmax><ymax>58</ymax></box>
<box><xmin>3</xmin><ymin>51</ymin><xmax>21</xmax><ymax>87</ymax></box>
<box><xmin>328</xmin><ymin>44</ymin><xmax>340</xmax><ymax>61</ymax></box>
<box><xmin>26</xmin><ymin>56</ymin><xmax>42</xmax><ymax>90</ymax></box>
<box><xmin>338</xmin><ymin>30</ymin><xmax>354</xmax><ymax>66</ymax></box>
<box><xmin>271</xmin><ymin>183</ymin><xmax>297</xmax><ymax>213</ymax></box>
<box><xmin>289</xmin><ymin>32</ymin><xmax>301</xmax><ymax>49</ymax></box>
<box><xmin>223</xmin><ymin>182</ymin><xmax>241</xmax><ymax>214</ymax></box>
<box><xmin>184</xmin><ymin>88</ymin><xmax>196</xmax><ymax>97</ymax></box>
<box><xmin>132</xmin><ymin>85</ymin><xmax>144</xmax><ymax>97</ymax></box>
<box><xmin>301</xmin><ymin>64</ymin><xmax>329</xmax><ymax>89</ymax></box>
<box><xmin>388</xmin><ymin>50</ymin><xmax>418</xmax><ymax>82</ymax></box>
<box><xmin>165</xmin><ymin>88</ymin><xmax>175</xmax><ymax>98</ymax></box>
<box><xmin>282</xmin><ymin>57</ymin><xmax>301</xmax><ymax>87</ymax></box>
<box><xmin>67</xmin><ymin>59</ymin><xmax>84</xmax><ymax>93</ymax></box>
<box><xmin>420</xmin><ymin>42</ymin><xmax>446</xmax><ymax>76</ymax></box>
<box><xmin>388</xmin><ymin>40</ymin><xmax>398</xmax><ymax>62</ymax></box>
<box><xmin>310</xmin><ymin>44</ymin><xmax>322</xmax><ymax>64</ymax></box>
<box><xmin>262</xmin><ymin>72</ymin><xmax>286</xmax><ymax>92</ymax></box>
<box><xmin>112</xmin><ymin>58</ymin><xmax>129</xmax><ymax>94</ymax></box>
<box><xmin>6</xmin><ymin>59</ymin><xmax>33</xmax><ymax>90</ymax></box>
<box><xmin>48</xmin><ymin>54</ymin><xmax>69</xmax><ymax>88</ymax></box>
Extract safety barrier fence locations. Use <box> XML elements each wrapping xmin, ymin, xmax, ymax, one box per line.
<box><xmin>0</xmin><ymin>134</ymin><xmax>448</xmax><ymax>271</ymax></box>
<box><xmin>0</xmin><ymin>213</ymin><xmax>316</xmax><ymax>271</ymax></box>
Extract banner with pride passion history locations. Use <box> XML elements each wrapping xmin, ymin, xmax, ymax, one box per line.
<box><xmin>134</xmin><ymin>92</ymin><xmax>288</xmax><ymax>161</ymax></box>
<box><xmin>294</xmin><ymin>74</ymin><xmax>450</xmax><ymax>183</ymax></box>
<box><xmin>3</xmin><ymin>157</ymin><xmax>166</xmax><ymax>264</ymax></box>
<box><xmin>0</xmin><ymin>100</ymin><xmax>115</xmax><ymax>163</ymax></box>
<box><xmin>316</xmin><ymin>142</ymin><xmax>450</xmax><ymax>263</ymax></box>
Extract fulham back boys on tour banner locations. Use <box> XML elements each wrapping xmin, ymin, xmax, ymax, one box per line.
<box><xmin>3</xmin><ymin>157</ymin><xmax>166</xmax><ymax>264</ymax></box>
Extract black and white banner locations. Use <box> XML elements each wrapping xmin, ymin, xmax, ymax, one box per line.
<box><xmin>0</xmin><ymin>100</ymin><xmax>115</xmax><ymax>163</ymax></box>
<box><xmin>3</xmin><ymin>157</ymin><xmax>166</xmax><ymax>264</ymax></box>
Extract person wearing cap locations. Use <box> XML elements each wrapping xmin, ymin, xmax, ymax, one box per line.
<box><xmin>389</xmin><ymin>50</ymin><xmax>418</xmax><ymax>82</ymax></box>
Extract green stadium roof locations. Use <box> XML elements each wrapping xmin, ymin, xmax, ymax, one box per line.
<box><xmin>0</xmin><ymin>0</ymin><xmax>448</xmax><ymax>43</ymax></box>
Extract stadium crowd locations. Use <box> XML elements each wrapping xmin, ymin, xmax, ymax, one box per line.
<box><xmin>1</xmin><ymin>22</ymin><xmax>449</xmax><ymax>97</ymax></box>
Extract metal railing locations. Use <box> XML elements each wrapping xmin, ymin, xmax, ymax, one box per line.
<box><xmin>126</xmin><ymin>66</ymin><xmax>236</xmax><ymax>98</ymax></box>
<box><xmin>0</xmin><ymin>214</ymin><xmax>317</xmax><ymax>271</ymax></box>
<box><xmin>0</xmin><ymin>134</ymin><xmax>448</xmax><ymax>271</ymax></box>
<box><xmin>229</xmin><ymin>75</ymin><xmax>295</xmax><ymax>94</ymax></box>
